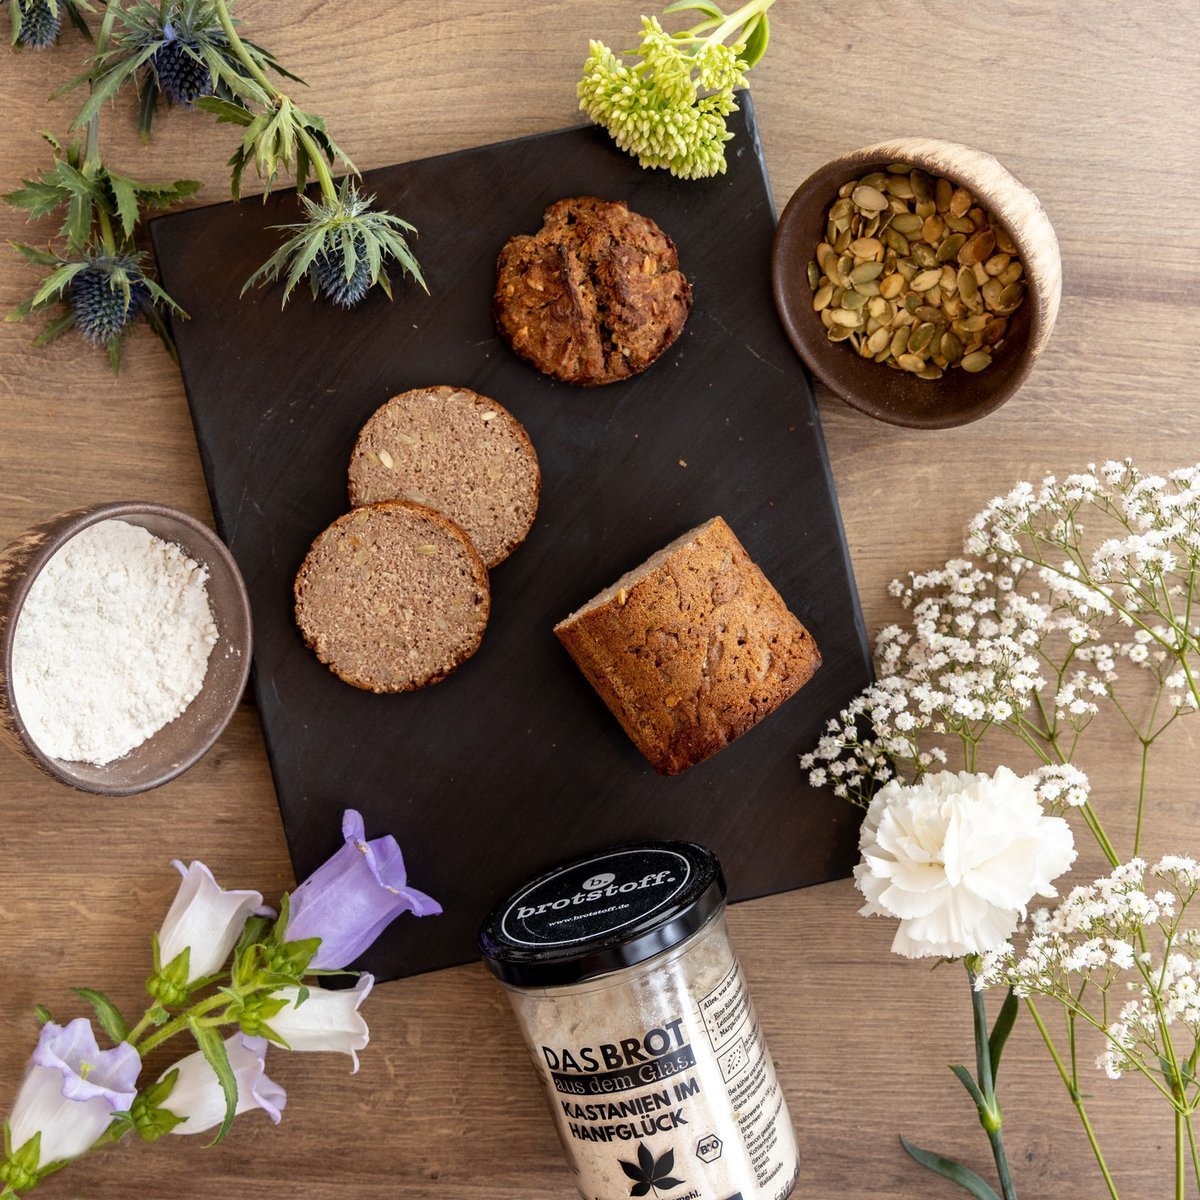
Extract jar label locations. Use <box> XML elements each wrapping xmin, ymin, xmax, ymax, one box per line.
<box><xmin>500</xmin><ymin>847</ymin><xmax>694</xmax><ymax>948</ymax></box>
<box><xmin>528</xmin><ymin>957</ymin><xmax>799</xmax><ymax>1200</ymax></box>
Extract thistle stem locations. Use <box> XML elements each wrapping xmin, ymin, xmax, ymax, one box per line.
<box><xmin>1026</xmin><ymin>998</ymin><xmax>1119</xmax><ymax>1199</ymax></box>
<box><xmin>210</xmin><ymin>0</ymin><xmax>339</xmax><ymax>204</ymax></box>
<box><xmin>210</xmin><ymin>0</ymin><xmax>276</xmax><ymax>99</ymax></box>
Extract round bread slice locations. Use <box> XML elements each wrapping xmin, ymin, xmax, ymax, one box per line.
<box><xmin>348</xmin><ymin>386</ymin><xmax>540</xmax><ymax>569</ymax></box>
<box><xmin>493</xmin><ymin>196</ymin><xmax>692</xmax><ymax>386</ymax></box>
<box><xmin>294</xmin><ymin>501</ymin><xmax>490</xmax><ymax>693</ymax></box>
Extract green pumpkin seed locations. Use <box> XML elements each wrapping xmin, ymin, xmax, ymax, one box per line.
<box><xmin>807</xmin><ymin>260</ymin><xmax>822</xmax><ymax>290</ymax></box>
<box><xmin>897</xmin><ymin>353</ymin><xmax>926</xmax><ymax>372</ymax></box>
<box><xmin>961</xmin><ymin>350</ymin><xmax>992</xmax><ymax>372</ymax></box>
<box><xmin>890</xmin><ymin>327</ymin><xmax>910</xmax><ymax>357</ymax></box>
<box><xmin>850</xmin><ymin>260</ymin><xmax>885</xmax><ymax>284</ymax></box>
<box><xmin>891</xmin><ymin>212</ymin><xmax>924</xmax><ymax>236</ymax></box>
<box><xmin>852</xmin><ymin>184</ymin><xmax>889</xmax><ymax>212</ymax></box>
<box><xmin>941</xmin><ymin>331</ymin><xmax>964</xmax><ymax>362</ymax></box>
<box><xmin>936</xmin><ymin>233</ymin><xmax>967</xmax><ymax>262</ymax></box>
<box><xmin>841</xmin><ymin>289</ymin><xmax>868</xmax><ymax>311</ymax></box>
<box><xmin>812</xmin><ymin>284</ymin><xmax>833</xmax><ymax>311</ymax></box>
<box><xmin>866</xmin><ymin>327</ymin><xmax>892</xmax><ymax>354</ymax></box>
<box><xmin>829</xmin><ymin>307</ymin><xmax>863</xmax><ymax>327</ymax></box>
<box><xmin>911</xmin><ymin>269</ymin><xmax>942</xmax><ymax>291</ymax></box>
<box><xmin>910</xmin><ymin>170</ymin><xmax>934</xmax><ymax>204</ymax></box>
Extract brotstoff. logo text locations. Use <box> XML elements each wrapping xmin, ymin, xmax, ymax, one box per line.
<box><xmin>517</xmin><ymin>871</ymin><xmax>677</xmax><ymax>920</ymax></box>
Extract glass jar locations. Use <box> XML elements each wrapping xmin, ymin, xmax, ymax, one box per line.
<box><xmin>479</xmin><ymin>842</ymin><xmax>800</xmax><ymax>1200</ymax></box>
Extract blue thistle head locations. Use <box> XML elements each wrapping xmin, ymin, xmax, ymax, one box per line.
<box><xmin>16</xmin><ymin>0</ymin><xmax>62</xmax><ymax>47</ymax></box>
<box><xmin>313</xmin><ymin>237</ymin><xmax>372</xmax><ymax>309</ymax></box>
<box><xmin>150</xmin><ymin>20</ymin><xmax>215</xmax><ymax>105</ymax></box>
<box><xmin>70</xmin><ymin>256</ymin><xmax>152</xmax><ymax>344</ymax></box>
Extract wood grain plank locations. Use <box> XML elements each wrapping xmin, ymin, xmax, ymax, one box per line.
<box><xmin>2</xmin><ymin>1</ymin><xmax>1198</xmax><ymax>1195</ymax></box>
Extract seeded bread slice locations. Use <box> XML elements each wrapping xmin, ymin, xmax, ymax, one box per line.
<box><xmin>348</xmin><ymin>386</ymin><xmax>540</xmax><ymax>569</ymax></box>
<box><xmin>554</xmin><ymin>517</ymin><xmax>821</xmax><ymax>775</ymax></box>
<box><xmin>295</xmin><ymin>501</ymin><xmax>490</xmax><ymax>693</ymax></box>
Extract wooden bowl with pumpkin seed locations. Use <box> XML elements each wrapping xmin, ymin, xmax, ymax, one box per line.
<box><xmin>772</xmin><ymin>137</ymin><xmax>1061</xmax><ymax>429</ymax></box>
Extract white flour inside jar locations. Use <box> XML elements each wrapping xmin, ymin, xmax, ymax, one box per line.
<box><xmin>11</xmin><ymin>519</ymin><xmax>219</xmax><ymax>766</ymax></box>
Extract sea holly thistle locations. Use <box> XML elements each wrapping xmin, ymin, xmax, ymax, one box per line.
<box><xmin>8</xmin><ymin>0</ymin><xmax>93</xmax><ymax>49</ymax></box>
<box><xmin>619</xmin><ymin>1144</ymin><xmax>685</xmax><ymax>1197</ymax></box>
<box><xmin>244</xmin><ymin>179</ymin><xmax>425</xmax><ymax>309</ymax></box>
<box><xmin>578</xmin><ymin>0</ymin><xmax>775</xmax><ymax>179</ymax></box>
<box><xmin>68</xmin><ymin>0</ymin><xmax>298</xmax><ymax>138</ymax></box>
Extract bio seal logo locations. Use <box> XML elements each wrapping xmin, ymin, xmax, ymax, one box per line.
<box><xmin>501</xmin><ymin>848</ymin><xmax>693</xmax><ymax>948</ymax></box>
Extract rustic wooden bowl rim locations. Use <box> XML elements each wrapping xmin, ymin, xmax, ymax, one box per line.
<box><xmin>1</xmin><ymin>501</ymin><xmax>252</xmax><ymax>795</ymax></box>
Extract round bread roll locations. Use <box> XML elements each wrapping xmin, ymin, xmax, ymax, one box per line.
<box><xmin>493</xmin><ymin>196</ymin><xmax>692</xmax><ymax>387</ymax></box>
<box><xmin>294</xmin><ymin>501</ymin><xmax>490</xmax><ymax>693</ymax></box>
<box><xmin>348</xmin><ymin>385</ymin><xmax>540</xmax><ymax>569</ymax></box>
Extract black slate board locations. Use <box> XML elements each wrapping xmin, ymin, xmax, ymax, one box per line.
<box><xmin>150</xmin><ymin>97</ymin><xmax>873</xmax><ymax>982</ymax></box>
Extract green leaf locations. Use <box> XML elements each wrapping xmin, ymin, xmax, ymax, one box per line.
<box><xmin>739</xmin><ymin>12</ymin><xmax>770</xmax><ymax>67</ymax></box>
<box><xmin>4</xmin><ymin>181</ymin><xmax>71</xmax><ymax>219</ymax></box>
<box><xmin>106</xmin><ymin>171</ymin><xmax>139</xmax><ymax>240</ymax></box>
<box><xmin>900</xmin><ymin>1136</ymin><xmax>1002</xmax><ymax>1200</ymax></box>
<box><xmin>193</xmin><ymin>96</ymin><xmax>255</xmax><ymax>127</ymax></box>
<box><xmin>186</xmin><ymin>1017</ymin><xmax>238</xmax><ymax>1146</ymax></box>
<box><xmin>137</xmin><ymin>77</ymin><xmax>158</xmax><ymax>141</ymax></box>
<box><xmin>949</xmin><ymin>1063</ymin><xmax>988</xmax><ymax>1111</ymax></box>
<box><xmin>32</xmin><ymin>261</ymin><xmax>87</xmax><ymax>307</ymax></box>
<box><xmin>34</xmin><ymin>1004</ymin><xmax>53</xmax><ymax>1026</ymax></box>
<box><xmin>988</xmin><ymin>988</ymin><xmax>1020</xmax><ymax>1083</ymax></box>
<box><xmin>662</xmin><ymin>0</ymin><xmax>726</xmax><ymax>18</ymax></box>
<box><xmin>10</xmin><ymin>241</ymin><xmax>62</xmax><ymax>267</ymax></box>
<box><xmin>33</xmin><ymin>310</ymin><xmax>77</xmax><ymax>346</ymax></box>
<box><xmin>131</xmin><ymin>1068</ymin><xmax>186</xmax><ymax>1142</ymax></box>
<box><xmin>71</xmin><ymin>988</ymin><xmax>129</xmax><ymax>1045</ymax></box>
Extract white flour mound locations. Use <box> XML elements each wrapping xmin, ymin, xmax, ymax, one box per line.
<box><xmin>12</xmin><ymin>519</ymin><xmax>219</xmax><ymax>766</ymax></box>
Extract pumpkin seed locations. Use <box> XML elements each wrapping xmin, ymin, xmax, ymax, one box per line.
<box><xmin>852</xmin><ymin>184</ymin><xmax>889</xmax><ymax>212</ymax></box>
<box><xmin>850</xmin><ymin>260</ymin><xmax>885</xmax><ymax>284</ymax></box>
<box><xmin>806</xmin><ymin>165</ymin><xmax>1026</xmax><ymax>378</ymax></box>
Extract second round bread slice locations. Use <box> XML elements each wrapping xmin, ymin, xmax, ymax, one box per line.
<box><xmin>294</xmin><ymin>500</ymin><xmax>490</xmax><ymax>693</ymax></box>
<box><xmin>348</xmin><ymin>385</ymin><xmax>540</xmax><ymax>568</ymax></box>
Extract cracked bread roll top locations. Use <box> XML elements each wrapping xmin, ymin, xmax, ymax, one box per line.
<box><xmin>295</xmin><ymin>501</ymin><xmax>489</xmax><ymax>693</ymax></box>
<box><xmin>348</xmin><ymin>386</ymin><xmax>540</xmax><ymax>569</ymax></box>
<box><xmin>554</xmin><ymin>516</ymin><xmax>821</xmax><ymax>775</ymax></box>
<box><xmin>494</xmin><ymin>196</ymin><xmax>692</xmax><ymax>387</ymax></box>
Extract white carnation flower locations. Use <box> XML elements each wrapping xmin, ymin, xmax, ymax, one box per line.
<box><xmin>854</xmin><ymin>767</ymin><xmax>1077</xmax><ymax>959</ymax></box>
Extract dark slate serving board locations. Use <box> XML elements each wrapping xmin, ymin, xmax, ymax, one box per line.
<box><xmin>150</xmin><ymin>96</ymin><xmax>873</xmax><ymax>982</ymax></box>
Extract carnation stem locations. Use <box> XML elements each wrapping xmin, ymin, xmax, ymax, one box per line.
<box><xmin>1025</xmin><ymin>997</ymin><xmax>1120</xmax><ymax>1199</ymax></box>
<box><xmin>967</xmin><ymin>965</ymin><xmax>1017</xmax><ymax>1200</ymax></box>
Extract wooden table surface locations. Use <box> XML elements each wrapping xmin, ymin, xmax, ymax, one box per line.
<box><xmin>2</xmin><ymin>3</ymin><xmax>1198</xmax><ymax>1196</ymax></box>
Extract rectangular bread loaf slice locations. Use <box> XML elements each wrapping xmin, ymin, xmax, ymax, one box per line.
<box><xmin>554</xmin><ymin>516</ymin><xmax>821</xmax><ymax>776</ymax></box>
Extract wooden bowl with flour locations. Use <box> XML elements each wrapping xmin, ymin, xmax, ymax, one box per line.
<box><xmin>0</xmin><ymin>501</ymin><xmax>251</xmax><ymax>795</ymax></box>
<box><xmin>772</xmin><ymin>137</ymin><xmax>1062</xmax><ymax>429</ymax></box>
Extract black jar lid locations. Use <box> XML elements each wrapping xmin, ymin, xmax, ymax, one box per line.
<box><xmin>478</xmin><ymin>841</ymin><xmax>726</xmax><ymax>988</ymax></box>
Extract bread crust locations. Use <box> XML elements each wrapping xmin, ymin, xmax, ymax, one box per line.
<box><xmin>347</xmin><ymin>385</ymin><xmax>541</xmax><ymax>568</ymax></box>
<box><xmin>294</xmin><ymin>500</ymin><xmax>490</xmax><ymax>693</ymax></box>
<box><xmin>494</xmin><ymin>196</ymin><xmax>692</xmax><ymax>387</ymax></box>
<box><xmin>555</xmin><ymin>517</ymin><xmax>821</xmax><ymax>775</ymax></box>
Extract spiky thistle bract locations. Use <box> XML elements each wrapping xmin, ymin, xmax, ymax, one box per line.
<box><xmin>7</xmin><ymin>246</ymin><xmax>185</xmax><ymax>371</ymax></box>
<box><xmin>9</xmin><ymin>0</ymin><xmax>92</xmax><ymax>48</ymax></box>
<box><xmin>243</xmin><ymin>178</ymin><xmax>426</xmax><ymax>309</ymax></box>
<box><xmin>578</xmin><ymin>0</ymin><xmax>774</xmax><ymax>180</ymax></box>
<box><xmin>69</xmin><ymin>0</ymin><xmax>297</xmax><ymax>139</ymax></box>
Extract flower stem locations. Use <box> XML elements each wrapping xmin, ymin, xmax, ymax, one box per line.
<box><xmin>1133</xmin><ymin>736</ymin><xmax>1151</xmax><ymax>856</ymax></box>
<box><xmin>135</xmin><ymin>993</ymin><xmax>230</xmax><ymax>1056</ymax></box>
<box><xmin>1026</xmin><ymin>998</ymin><xmax>1119</xmax><ymax>1199</ymax></box>
<box><xmin>210</xmin><ymin>0</ymin><xmax>276</xmax><ymax>99</ymax></box>
<box><xmin>1177</xmin><ymin>1108</ymin><xmax>1186</xmax><ymax>1200</ymax></box>
<box><xmin>968</xmin><ymin>966</ymin><xmax>1017</xmax><ymax>1200</ymax></box>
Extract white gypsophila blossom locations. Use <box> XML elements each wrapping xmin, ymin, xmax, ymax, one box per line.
<box><xmin>805</xmin><ymin>461</ymin><xmax>1200</xmax><ymax>817</ymax></box>
<box><xmin>854</xmin><ymin>767</ymin><xmax>1076</xmax><ymax>959</ymax></box>
<box><xmin>977</xmin><ymin>855</ymin><xmax>1200</xmax><ymax>1082</ymax></box>
<box><xmin>1030</xmin><ymin>763</ymin><xmax>1091</xmax><ymax>812</ymax></box>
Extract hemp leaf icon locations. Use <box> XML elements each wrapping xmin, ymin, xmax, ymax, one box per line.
<box><xmin>619</xmin><ymin>1144</ymin><xmax>685</xmax><ymax>1197</ymax></box>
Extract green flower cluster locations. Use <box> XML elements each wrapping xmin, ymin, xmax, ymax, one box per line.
<box><xmin>577</xmin><ymin>0</ymin><xmax>774</xmax><ymax>180</ymax></box>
